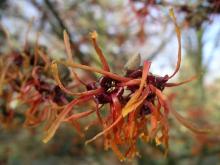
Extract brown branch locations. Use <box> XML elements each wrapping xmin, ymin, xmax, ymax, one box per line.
<box><xmin>43</xmin><ymin>0</ymin><xmax>86</xmax><ymax>64</ymax></box>
<box><xmin>44</xmin><ymin>0</ymin><xmax>70</xmax><ymax>37</ymax></box>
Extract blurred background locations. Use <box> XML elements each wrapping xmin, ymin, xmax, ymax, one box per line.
<box><xmin>0</xmin><ymin>0</ymin><xmax>220</xmax><ymax>164</ymax></box>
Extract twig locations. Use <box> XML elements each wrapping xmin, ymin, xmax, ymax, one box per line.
<box><xmin>44</xmin><ymin>0</ymin><xmax>70</xmax><ymax>37</ymax></box>
<box><xmin>43</xmin><ymin>0</ymin><xmax>86</xmax><ymax>64</ymax></box>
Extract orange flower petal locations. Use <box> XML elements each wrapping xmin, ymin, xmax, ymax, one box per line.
<box><xmin>169</xmin><ymin>8</ymin><xmax>182</xmax><ymax>79</ymax></box>
<box><xmin>58</xmin><ymin>60</ymin><xmax>130</xmax><ymax>82</ymax></box>
<box><xmin>90</xmin><ymin>31</ymin><xmax>110</xmax><ymax>72</ymax></box>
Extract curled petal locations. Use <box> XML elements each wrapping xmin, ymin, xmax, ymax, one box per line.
<box><xmin>110</xmin><ymin>140</ymin><xmax>125</xmax><ymax>162</ymax></box>
<box><xmin>58</xmin><ymin>60</ymin><xmax>130</xmax><ymax>82</ymax></box>
<box><xmin>0</xmin><ymin>61</ymin><xmax>11</xmax><ymax>95</ymax></box>
<box><xmin>170</xmin><ymin>106</ymin><xmax>211</xmax><ymax>134</ymax></box>
<box><xmin>38</xmin><ymin>50</ymin><xmax>50</xmax><ymax>70</ymax></box>
<box><xmin>154</xmin><ymin>85</ymin><xmax>211</xmax><ymax>134</ymax></box>
<box><xmin>42</xmin><ymin>95</ymin><xmax>93</xmax><ymax>143</ymax></box>
<box><xmin>85</xmin><ymin>115</ymin><xmax>123</xmax><ymax>145</ymax></box>
<box><xmin>169</xmin><ymin>8</ymin><xmax>182</xmax><ymax>79</ymax></box>
<box><xmin>122</xmin><ymin>61</ymin><xmax>151</xmax><ymax>117</ymax></box>
<box><xmin>118</xmin><ymin>79</ymin><xmax>140</xmax><ymax>87</ymax></box>
<box><xmin>63</xmin><ymin>109</ymin><xmax>96</xmax><ymax>122</ymax></box>
<box><xmin>165</xmin><ymin>75</ymin><xmax>197</xmax><ymax>87</ymax></box>
<box><xmin>51</xmin><ymin>62</ymin><xmax>103</xmax><ymax>96</ymax></box>
<box><xmin>63</xmin><ymin>30</ymin><xmax>86</xmax><ymax>86</ymax></box>
<box><xmin>90</xmin><ymin>31</ymin><xmax>110</xmax><ymax>72</ymax></box>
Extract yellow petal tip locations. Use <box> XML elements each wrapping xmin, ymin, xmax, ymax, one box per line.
<box><xmin>89</xmin><ymin>31</ymin><xmax>97</xmax><ymax>39</ymax></box>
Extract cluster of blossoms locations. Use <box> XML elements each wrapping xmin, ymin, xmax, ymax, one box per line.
<box><xmin>0</xmin><ymin>35</ymin><xmax>68</xmax><ymax>129</ymax></box>
<box><xmin>0</xmin><ymin>10</ymin><xmax>210</xmax><ymax>161</ymax></box>
<box><xmin>42</xmin><ymin>10</ymin><xmax>209</xmax><ymax>160</ymax></box>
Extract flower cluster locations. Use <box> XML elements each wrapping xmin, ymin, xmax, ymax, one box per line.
<box><xmin>0</xmin><ymin>40</ymin><xmax>68</xmax><ymax>129</ymax></box>
<box><xmin>41</xmin><ymin>9</ymin><xmax>209</xmax><ymax>161</ymax></box>
<box><xmin>0</xmin><ymin>9</ymin><xmax>210</xmax><ymax>161</ymax></box>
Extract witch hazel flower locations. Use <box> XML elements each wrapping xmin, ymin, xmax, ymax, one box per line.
<box><xmin>42</xmin><ymin>9</ymin><xmax>210</xmax><ymax>161</ymax></box>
